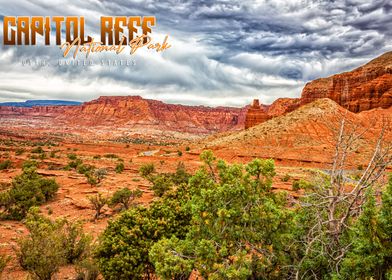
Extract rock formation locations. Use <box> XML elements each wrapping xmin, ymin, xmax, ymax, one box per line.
<box><xmin>300</xmin><ymin>51</ymin><xmax>392</xmax><ymax>112</ymax></box>
<box><xmin>243</xmin><ymin>51</ymin><xmax>392</xmax><ymax>129</ymax></box>
<box><xmin>1</xmin><ymin>52</ymin><xmax>392</xmax><ymax>134</ymax></box>
<box><xmin>244</xmin><ymin>99</ymin><xmax>270</xmax><ymax>129</ymax></box>
<box><xmin>0</xmin><ymin>96</ymin><xmax>247</xmax><ymax>135</ymax></box>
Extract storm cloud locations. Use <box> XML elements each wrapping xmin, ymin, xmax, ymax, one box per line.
<box><xmin>0</xmin><ymin>0</ymin><xmax>391</xmax><ymax>106</ymax></box>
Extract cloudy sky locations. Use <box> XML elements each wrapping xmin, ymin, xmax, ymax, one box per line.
<box><xmin>0</xmin><ymin>0</ymin><xmax>391</xmax><ymax>107</ymax></box>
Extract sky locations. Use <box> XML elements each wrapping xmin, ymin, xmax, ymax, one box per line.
<box><xmin>0</xmin><ymin>0</ymin><xmax>391</xmax><ymax>107</ymax></box>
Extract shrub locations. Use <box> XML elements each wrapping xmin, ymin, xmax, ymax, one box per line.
<box><xmin>150</xmin><ymin>155</ymin><xmax>293</xmax><ymax>280</ymax></box>
<box><xmin>115</xmin><ymin>162</ymin><xmax>124</xmax><ymax>174</ymax></box>
<box><xmin>86</xmin><ymin>168</ymin><xmax>107</xmax><ymax>186</ymax></box>
<box><xmin>292</xmin><ymin>179</ymin><xmax>312</xmax><ymax>191</ymax></box>
<box><xmin>185</xmin><ymin>146</ymin><xmax>190</xmax><ymax>152</ymax></box>
<box><xmin>0</xmin><ymin>164</ymin><xmax>59</xmax><ymax>220</ymax></box>
<box><xmin>67</xmin><ymin>153</ymin><xmax>78</xmax><ymax>160</ymax></box>
<box><xmin>66</xmin><ymin>158</ymin><xmax>83</xmax><ymax>169</ymax></box>
<box><xmin>77</xmin><ymin>164</ymin><xmax>95</xmax><ymax>175</ymax></box>
<box><xmin>104</xmin><ymin>154</ymin><xmax>118</xmax><ymax>159</ymax></box>
<box><xmin>15</xmin><ymin>148</ymin><xmax>25</xmax><ymax>156</ymax></box>
<box><xmin>281</xmin><ymin>173</ymin><xmax>291</xmax><ymax>182</ymax></box>
<box><xmin>95</xmin><ymin>195</ymin><xmax>190</xmax><ymax>280</ymax></box>
<box><xmin>75</xmin><ymin>257</ymin><xmax>99</xmax><ymax>280</ymax></box>
<box><xmin>177</xmin><ymin>150</ymin><xmax>183</xmax><ymax>156</ymax></box>
<box><xmin>0</xmin><ymin>254</ymin><xmax>10</xmax><ymax>276</ymax></box>
<box><xmin>152</xmin><ymin>162</ymin><xmax>190</xmax><ymax>197</ymax></box>
<box><xmin>60</xmin><ymin>220</ymin><xmax>92</xmax><ymax>264</ymax></box>
<box><xmin>17</xmin><ymin>209</ymin><xmax>65</xmax><ymax>280</ymax></box>
<box><xmin>31</xmin><ymin>147</ymin><xmax>44</xmax><ymax>154</ymax></box>
<box><xmin>92</xmin><ymin>155</ymin><xmax>101</xmax><ymax>160</ymax></box>
<box><xmin>139</xmin><ymin>163</ymin><xmax>155</xmax><ymax>179</ymax></box>
<box><xmin>16</xmin><ymin>208</ymin><xmax>92</xmax><ymax>280</ymax></box>
<box><xmin>109</xmin><ymin>188</ymin><xmax>142</xmax><ymax>211</ymax></box>
<box><xmin>0</xmin><ymin>160</ymin><xmax>12</xmax><ymax>170</ymax></box>
<box><xmin>88</xmin><ymin>193</ymin><xmax>108</xmax><ymax>220</ymax></box>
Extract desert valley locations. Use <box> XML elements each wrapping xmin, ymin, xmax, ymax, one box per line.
<box><xmin>0</xmin><ymin>52</ymin><xmax>391</xmax><ymax>279</ymax></box>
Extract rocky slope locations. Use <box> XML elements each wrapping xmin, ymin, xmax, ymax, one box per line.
<box><xmin>203</xmin><ymin>98</ymin><xmax>392</xmax><ymax>166</ymax></box>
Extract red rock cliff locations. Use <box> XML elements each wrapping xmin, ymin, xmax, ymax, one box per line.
<box><xmin>0</xmin><ymin>96</ymin><xmax>247</xmax><ymax>135</ymax></box>
<box><xmin>301</xmin><ymin>51</ymin><xmax>392</xmax><ymax>112</ymax></box>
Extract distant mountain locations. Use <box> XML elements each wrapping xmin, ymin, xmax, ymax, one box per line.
<box><xmin>0</xmin><ymin>100</ymin><xmax>82</xmax><ymax>107</ymax></box>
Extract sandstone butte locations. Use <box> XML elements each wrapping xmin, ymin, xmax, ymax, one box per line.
<box><xmin>0</xmin><ymin>51</ymin><xmax>391</xmax><ymax>135</ymax></box>
<box><xmin>244</xmin><ymin>51</ymin><xmax>392</xmax><ymax>128</ymax></box>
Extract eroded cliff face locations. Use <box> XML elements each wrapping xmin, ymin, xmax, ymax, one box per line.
<box><xmin>301</xmin><ymin>51</ymin><xmax>392</xmax><ymax>112</ymax></box>
<box><xmin>0</xmin><ymin>96</ymin><xmax>247</xmax><ymax>135</ymax></box>
<box><xmin>243</xmin><ymin>52</ymin><xmax>392</xmax><ymax>129</ymax></box>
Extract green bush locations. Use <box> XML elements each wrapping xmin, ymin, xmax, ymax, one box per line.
<box><xmin>177</xmin><ymin>150</ymin><xmax>183</xmax><ymax>156</ymax></box>
<box><xmin>17</xmin><ymin>210</ymin><xmax>66</xmax><ymax>280</ymax></box>
<box><xmin>85</xmin><ymin>168</ymin><xmax>107</xmax><ymax>186</ymax></box>
<box><xmin>17</xmin><ymin>208</ymin><xmax>92</xmax><ymax>280</ymax></box>
<box><xmin>77</xmin><ymin>164</ymin><xmax>95</xmax><ymax>175</ymax></box>
<box><xmin>15</xmin><ymin>148</ymin><xmax>25</xmax><ymax>156</ymax></box>
<box><xmin>292</xmin><ymin>179</ymin><xmax>312</xmax><ymax>191</ymax></box>
<box><xmin>95</xmin><ymin>192</ymin><xmax>190</xmax><ymax>280</ymax></box>
<box><xmin>31</xmin><ymin>147</ymin><xmax>44</xmax><ymax>154</ymax></box>
<box><xmin>0</xmin><ymin>254</ymin><xmax>10</xmax><ymax>276</ymax></box>
<box><xmin>0</xmin><ymin>159</ymin><xmax>12</xmax><ymax>170</ymax></box>
<box><xmin>104</xmin><ymin>154</ymin><xmax>118</xmax><ymax>159</ymax></box>
<box><xmin>139</xmin><ymin>163</ymin><xmax>155</xmax><ymax>179</ymax></box>
<box><xmin>149</xmin><ymin>162</ymin><xmax>190</xmax><ymax>197</ymax></box>
<box><xmin>0</xmin><ymin>164</ymin><xmax>59</xmax><ymax>220</ymax></box>
<box><xmin>60</xmin><ymin>220</ymin><xmax>92</xmax><ymax>264</ymax></box>
<box><xmin>115</xmin><ymin>162</ymin><xmax>124</xmax><ymax>174</ymax></box>
<box><xmin>281</xmin><ymin>173</ymin><xmax>291</xmax><ymax>182</ymax></box>
<box><xmin>66</xmin><ymin>158</ymin><xmax>83</xmax><ymax>169</ymax></box>
<box><xmin>109</xmin><ymin>188</ymin><xmax>142</xmax><ymax>211</ymax></box>
<box><xmin>67</xmin><ymin>153</ymin><xmax>77</xmax><ymax>160</ymax></box>
<box><xmin>150</xmin><ymin>156</ymin><xmax>292</xmax><ymax>280</ymax></box>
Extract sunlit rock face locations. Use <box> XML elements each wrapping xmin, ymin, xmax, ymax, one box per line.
<box><xmin>301</xmin><ymin>51</ymin><xmax>392</xmax><ymax>112</ymax></box>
